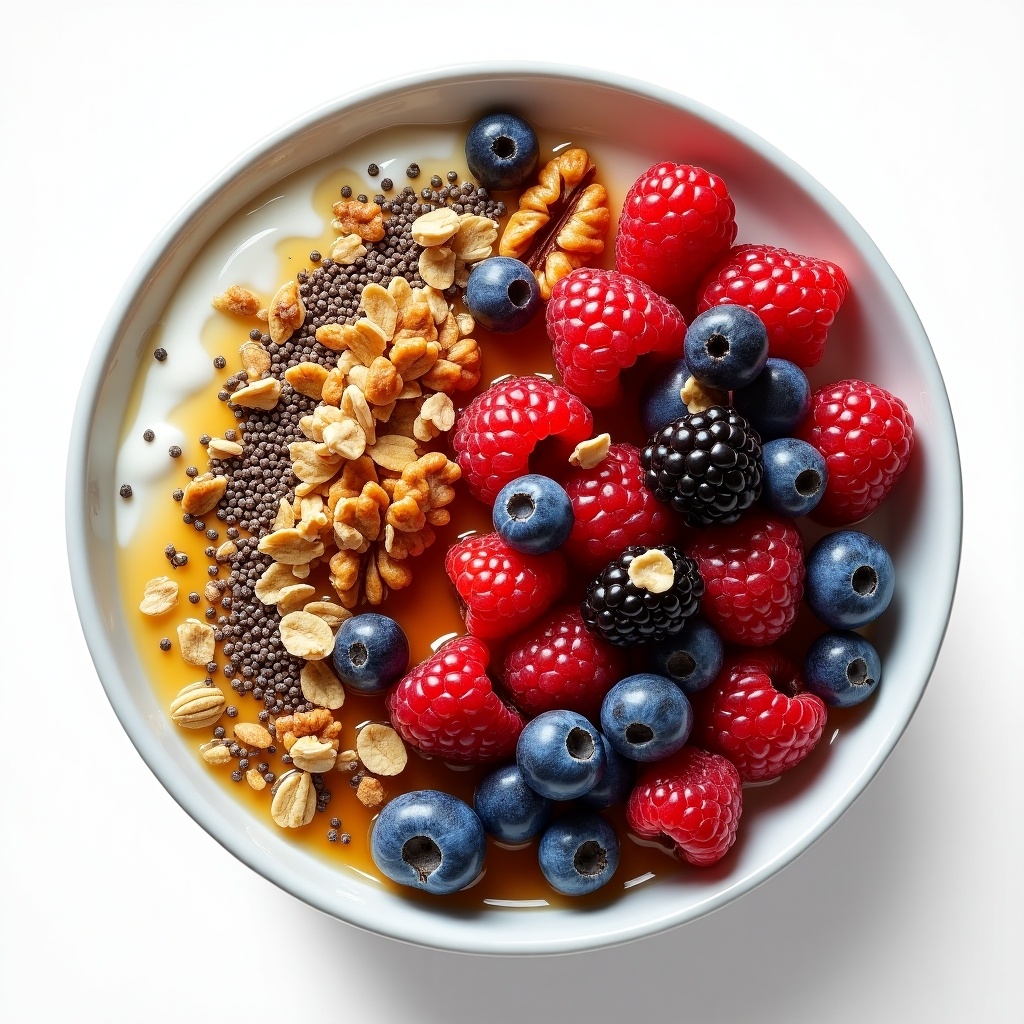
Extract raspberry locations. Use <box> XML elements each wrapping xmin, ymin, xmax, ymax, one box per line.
<box><xmin>696</xmin><ymin>244</ymin><xmax>849</xmax><ymax>367</ymax></box>
<box><xmin>797</xmin><ymin>378</ymin><xmax>914</xmax><ymax>525</ymax></box>
<box><xmin>503</xmin><ymin>605</ymin><xmax>627</xmax><ymax>719</ymax></box>
<box><xmin>627</xmin><ymin>747</ymin><xmax>742</xmax><ymax>867</ymax></box>
<box><xmin>546</xmin><ymin>267</ymin><xmax>686</xmax><ymax>407</ymax></box>
<box><xmin>692</xmin><ymin>650</ymin><xmax>827</xmax><ymax>782</ymax></box>
<box><xmin>614</xmin><ymin>162</ymin><xmax>737</xmax><ymax>311</ymax></box>
<box><xmin>451</xmin><ymin>376</ymin><xmax>594</xmax><ymax>505</ymax></box>
<box><xmin>386</xmin><ymin>636</ymin><xmax>523</xmax><ymax>765</ymax></box>
<box><xmin>580</xmin><ymin>545</ymin><xmax>704</xmax><ymax>647</ymax></box>
<box><xmin>688</xmin><ymin>511</ymin><xmax>804</xmax><ymax>646</ymax></box>
<box><xmin>444</xmin><ymin>532</ymin><xmax>566</xmax><ymax>640</ymax></box>
<box><xmin>562</xmin><ymin>443</ymin><xmax>675</xmax><ymax>571</ymax></box>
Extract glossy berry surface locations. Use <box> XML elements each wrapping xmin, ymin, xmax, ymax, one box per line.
<box><xmin>579</xmin><ymin>733</ymin><xmax>636</xmax><ymax>810</ymax></box>
<box><xmin>465</xmin><ymin>256</ymin><xmax>541</xmax><ymax>332</ymax></box>
<box><xmin>688</xmin><ymin>511</ymin><xmax>805</xmax><ymax>646</ymax></box>
<box><xmin>452</xmin><ymin>375</ymin><xmax>593</xmax><ymax>505</ymax></box>
<box><xmin>697</xmin><ymin>244</ymin><xmax>849</xmax><ymax>367</ymax></box>
<box><xmin>642</xmin><ymin>406</ymin><xmax>763</xmax><ymax>528</ymax></box>
<box><xmin>693</xmin><ymin>650</ymin><xmax>827</xmax><ymax>782</ymax></box>
<box><xmin>546</xmin><ymin>267</ymin><xmax>686</xmax><ymax>407</ymax></box>
<box><xmin>386</xmin><ymin>636</ymin><xmax>523</xmax><ymax>764</ymax></box>
<box><xmin>493</xmin><ymin>474</ymin><xmax>574</xmax><ymax>555</ymax></box>
<box><xmin>761</xmin><ymin>437</ymin><xmax>828</xmax><ymax>518</ymax></box>
<box><xmin>627</xmin><ymin>747</ymin><xmax>743</xmax><ymax>867</ymax></box>
<box><xmin>643</xmin><ymin>616</ymin><xmax>724</xmax><ymax>695</ymax></box>
<box><xmin>614</xmin><ymin>162</ymin><xmax>737</xmax><ymax>309</ymax></box>
<box><xmin>465</xmin><ymin>112</ymin><xmax>539</xmax><ymax>191</ymax></box>
<box><xmin>331</xmin><ymin>613</ymin><xmax>409</xmax><ymax>694</ymax></box>
<box><xmin>538</xmin><ymin>811</ymin><xmax>620</xmax><ymax>896</ymax></box>
<box><xmin>733</xmin><ymin>357</ymin><xmax>811</xmax><ymax>441</ymax></box>
<box><xmin>600</xmin><ymin>673</ymin><xmax>693</xmax><ymax>762</ymax></box>
<box><xmin>516</xmin><ymin>709</ymin><xmax>607</xmax><ymax>801</ymax></box>
<box><xmin>640</xmin><ymin>358</ymin><xmax>691</xmax><ymax>435</ymax></box>
<box><xmin>444</xmin><ymin>532</ymin><xmax>565</xmax><ymax>640</ymax></box>
<box><xmin>502</xmin><ymin>605</ymin><xmax>627</xmax><ymax>720</ymax></box>
<box><xmin>474</xmin><ymin>763</ymin><xmax>553</xmax><ymax>845</ymax></box>
<box><xmin>581</xmin><ymin>545</ymin><xmax>704</xmax><ymax>647</ymax></box>
<box><xmin>804</xmin><ymin>529</ymin><xmax>895</xmax><ymax>629</ymax></box>
<box><xmin>798</xmin><ymin>378</ymin><xmax>915</xmax><ymax>525</ymax></box>
<box><xmin>562</xmin><ymin>442</ymin><xmax>675</xmax><ymax>573</ymax></box>
<box><xmin>684</xmin><ymin>305</ymin><xmax>768</xmax><ymax>391</ymax></box>
<box><xmin>804</xmin><ymin>630</ymin><xmax>882</xmax><ymax>708</ymax></box>
<box><xmin>370</xmin><ymin>790</ymin><xmax>486</xmax><ymax>895</ymax></box>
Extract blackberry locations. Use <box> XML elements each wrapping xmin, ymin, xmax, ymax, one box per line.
<box><xmin>641</xmin><ymin>406</ymin><xmax>762</xmax><ymax>528</ymax></box>
<box><xmin>580</xmin><ymin>545</ymin><xmax>703</xmax><ymax>647</ymax></box>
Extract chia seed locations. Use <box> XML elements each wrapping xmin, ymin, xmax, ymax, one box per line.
<box><xmin>172</xmin><ymin>553</ymin><xmax>188</xmax><ymax>568</ymax></box>
<box><xmin>159</xmin><ymin>638</ymin><xmax>171</xmax><ymax>651</ymax></box>
<box><xmin>430</xmin><ymin>175</ymin><xmax>442</xmax><ymax>188</ymax></box>
<box><xmin>366</xmin><ymin>162</ymin><xmax>379</xmax><ymax>176</ymax></box>
<box><xmin>249</xmin><ymin>328</ymin><xmax>262</xmax><ymax>341</ymax></box>
<box><xmin>226</xmin><ymin>706</ymin><xmax>238</xmax><ymax>718</ymax></box>
<box><xmin>186</xmin><ymin>466</ymin><xmax>199</xmax><ymax>478</ymax></box>
<box><xmin>340</xmin><ymin>185</ymin><xmax>352</xmax><ymax>198</ymax></box>
<box><xmin>309</xmin><ymin>250</ymin><xmax>321</xmax><ymax>262</ymax></box>
<box><xmin>213</xmin><ymin>355</ymin><xmax>226</xmax><ymax>369</ymax></box>
<box><xmin>154</xmin><ymin>348</ymin><xmax>167</xmax><ymax>361</ymax></box>
<box><xmin>119</xmin><ymin>484</ymin><xmax>133</xmax><ymax>499</ymax></box>
<box><xmin>188</xmin><ymin>592</ymin><xmax>200</xmax><ymax>604</ymax></box>
<box><xmin>380</xmin><ymin>178</ymin><xmax>393</xmax><ymax>192</ymax></box>
<box><xmin>406</xmin><ymin>163</ymin><xmax>420</xmax><ymax>178</ymax></box>
<box><xmin>143</xmin><ymin>429</ymin><xmax>155</xmax><ymax>442</ymax></box>
<box><xmin>168</xmin><ymin>445</ymin><xmax>182</xmax><ymax>459</ymax></box>
<box><xmin>447</xmin><ymin>170</ymin><xmax>458</xmax><ymax>182</ymax></box>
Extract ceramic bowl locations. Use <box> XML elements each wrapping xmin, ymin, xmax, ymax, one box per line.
<box><xmin>67</xmin><ymin>63</ymin><xmax>961</xmax><ymax>955</ymax></box>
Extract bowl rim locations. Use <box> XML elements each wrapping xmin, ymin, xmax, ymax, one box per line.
<box><xmin>66</xmin><ymin>60</ymin><xmax>963</xmax><ymax>955</ymax></box>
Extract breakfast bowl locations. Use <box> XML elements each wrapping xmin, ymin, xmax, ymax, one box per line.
<box><xmin>67</xmin><ymin>63</ymin><xmax>961</xmax><ymax>955</ymax></box>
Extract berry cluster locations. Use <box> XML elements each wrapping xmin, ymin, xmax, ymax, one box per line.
<box><xmin>367</xmin><ymin>120</ymin><xmax>915</xmax><ymax>899</ymax></box>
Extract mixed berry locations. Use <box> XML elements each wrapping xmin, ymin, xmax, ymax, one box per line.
<box><xmin>366</xmin><ymin>113</ymin><xmax>914</xmax><ymax>899</ymax></box>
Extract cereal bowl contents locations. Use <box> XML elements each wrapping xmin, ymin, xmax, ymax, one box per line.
<box><xmin>68</xmin><ymin>66</ymin><xmax>961</xmax><ymax>955</ymax></box>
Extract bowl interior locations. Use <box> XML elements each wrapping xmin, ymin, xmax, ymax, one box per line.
<box><xmin>68</xmin><ymin>65</ymin><xmax>961</xmax><ymax>955</ymax></box>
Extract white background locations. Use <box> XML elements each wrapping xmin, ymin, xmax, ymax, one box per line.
<box><xmin>2</xmin><ymin>1</ymin><xmax>1022</xmax><ymax>1021</ymax></box>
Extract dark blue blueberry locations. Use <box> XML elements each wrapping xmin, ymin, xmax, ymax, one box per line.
<box><xmin>579</xmin><ymin>733</ymin><xmax>636</xmax><ymax>810</ymax></box>
<box><xmin>474</xmin><ymin>763</ymin><xmax>553</xmax><ymax>845</ymax></box>
<box><xmin>331</xmin><ymin>613</ymin><xmax>409</xmax><ymax>694</ymax></box>
<box><xmin>805</xmin><ymin>530</ymin><xmax>895</xmax><ymax>629</ymax></box>
<box><xmin>370</xmin><ymin>790</ymin><xmax>486</xmax><ymax>895</ymax></box>
<box><xmin>464</xmin><ymin>256</ymin><xmax>541</xmax><ymax>332</ymax></box>
<box><xmin>761</xmin><ymin>437</ymin><xmax>828</xmax><ymax>517</ymax></box>
<box><xmin>644</xmin><ymin>617</ymin><xmax>723</xmax><ymax>696</ymax></box>
<box><xmin>683</xmin><ymin>306</ymin><xmax>768</xmax><ymax>391</ymax></box>
<box><xmin>640</xmin><ymin>358</ymin><xmax>689</xmax><ymax>435</ymax></box>
<box><xmin>516</xmin><ymin>710</ymin><xmax>606</xmax><ymax>801</ymax></box>
<box><xmin>599</xmin><ymin>673</ymin><xmax>692</xmax><ymax>762</ymax></box>
<box><xmin>465</xmin><ymin>112</ymin><xmax>539</xmax><ymax>191</ymax></box>
<box><xmin>538</xmin><ymin>811</ymin><xmax>620</xmax><ymax>896</ymax></box>
<box><xmin>492</xmin><ymin>474</ymin><xmax>574</xmax><ymax>554</ymax></box>
<box><xmin>804</xmin><ymin>630</ymin><xmax>882</xmax><ymax>708</ymax></box>
<box><xmin>733</xmin><ymin>358</ymin><xmax>811</xmax><ymax>441</ymax></box>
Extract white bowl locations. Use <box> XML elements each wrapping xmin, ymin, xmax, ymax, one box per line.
<box><xmin>67</xmin><ymin>63</ymin><xmax>961</xmax><ymax>955</ymax></box>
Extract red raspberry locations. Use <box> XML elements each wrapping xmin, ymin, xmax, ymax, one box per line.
<box><xmin>546</xmin><ymin>267</ymin><xmax>686</xmax><ymax>407</ymax></box>
<box><xmin>696</xmin><ymin>244</ymin><xmax>849</xmax><ymax>367</ymax></box>
<box><xmin>688</xmin><ymin>511</ymin><xmax>804</xmax><ymax>647</ymax></box>
<box><xmin>444</xmin><ymin>532</ymin><xmax>566</xmax><ymax>640</ymax></box>
<box><xmin>451</xmin><ymin>375</ymin><xmax>594</xmax><ymax>505</ymax></box>
<box><xmin>614</xmin><ymin>162</ymin><xmax>737</xmax><ymax>311</ymax></box>
<box><xmin>692</xmin><ymin>650</ymin><xmax>827</xmax><ymax>782</ymax></box>
<box><xmin>386</xmin><ymin>636</ymin><xmax>523</xmax><ymax>764</ymax></box>
<box><xmin>502</xmin><ymin>605</ymin><xmax>627</xmax><ymax>719</ymax></box>
<box><xmin>627</xmin><ymin>747</ymin><xmax>743</xmax><ymax>867</ymax></box>
<box><xmin>562</xmin><ymin>443</ymin><xmax>676</xmax><ymax>571</ymax></box>
<box><xmin>798</xmin><ymin>378</ymin><xmax>915</xmax><ymax>525</ymax></box>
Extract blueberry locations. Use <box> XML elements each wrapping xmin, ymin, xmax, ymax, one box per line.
<box><xmin>644</xmin><ymin>617</ymin><xmax>723</xmax><ymax>696</ymax></box>
<box><xmin>733</xmin><ymin>358</ymin><xmax>811</xmax><ymax>441</ymax></box>
<box><xmin>464</xmin><ymin>256</ymin><xmax>541</xmax><ymax>332</ymax></box>
<box><xmin>465</xmin><ymin>112</ymin><xmax>539</xmax><ymax>191</ymax></box>
<box><xmin>579</xmin><ymin>733</ymin><xmax>636</xmax><ymax>810</ymax></box>
<box><xmin>370</xmin><ymin>789</ymin><xmax>486</xmax><ymax>895</ymax></box>
<box><xmin>684</xmin><ymin>306</ymin><xmax>768</xmax><ymax>391</ymax></box>
<box><xmin>599</xmin><ymin>673</ymin><xmax>692</xmax><ymax>762</ymax></box>
<box><xmin>805</xmin><ymin>530</ymin><xmax>895</xmax><ymax>629</ymax></box>
<box><xmin>331</xmin><ymin>613</ymin><xmax>409</xmax><ymax>694</ymax></box>
<box><xmin>516</xmin><ymin>710</ymin><xmax>606</xmax><ymax>801</ymax></box>
<box><xmin>761</xmin><ymin>438</ymin><xmax>828</xmax><ymax>517</ymax></box>
<box><xmin>538</xmin><ymin>811</ymin><xmax>620</xmax><ymax>896</ymax></box>
<box><xmin>640</xmin><ymin>358</ymin><xmax>689</xmax><ymax>435</ymax></box>
<box><xmin>492</xmin><ymin>474</ymin><xmax>574</xmax><ymax>554</ymax></box>
<box><xmin>804</xmin><ymin>630</ymin><xmax>882</xmax><ymax>707</ymax></box>
<box><xmin>474</xmin><ymin>763</ymin><xmax>553</xmax><ymax>845</ymax></box>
